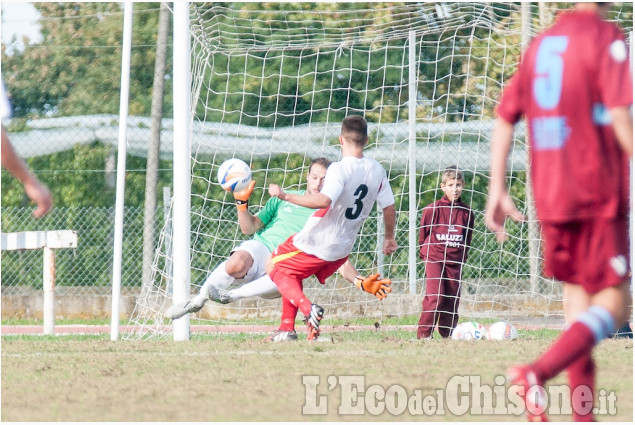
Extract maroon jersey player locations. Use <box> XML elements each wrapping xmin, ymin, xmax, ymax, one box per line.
<box><xmin>417</xmin><ymin>166</ymin><xmax>474</xmax><ymax>339</ymax></box>
<box><xmin>486</xmin><ymin>3</ymin><xmax>632</xmax><ymax>421</ymax></box>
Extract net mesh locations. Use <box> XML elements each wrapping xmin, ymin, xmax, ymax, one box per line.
<box><xmin>124</xmin><ymin>2</ymin><xmax>633</xmax><ymax>339</ymax></box>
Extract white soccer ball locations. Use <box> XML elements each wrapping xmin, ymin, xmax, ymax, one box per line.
<box><xmin>451</xmin><ymin>321</ymin><xmax>488</xmax><ymax>341</ymax></box>
<box><xmin>217</xmin><ymin>158</ymin><xmax>252</xmax><ymax>192</ymax></box>
<box><xmin>488</xmin><ymin>321</ymin><xmax>519</xmax><ymax>341</ymax></box>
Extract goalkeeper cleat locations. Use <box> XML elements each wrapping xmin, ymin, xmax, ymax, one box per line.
<box><xmin>208</xmin><ymin>285</ymin><xmax>232</xmax><ymax>304</ymax></box>
<box><xmin>507</xmin><ymin>365</ymin><xmax>548</xmax><ymax>422</ymax></box>
<box><xmin>264</xmin><ymin>330</ymin><xmax>298</xmax><ymax>342</ymax></box>
<box><xmin>166</xmin><ymin>296</ymin><xmax>206</xmax><ymax>320</ymax></box>
<box><xmin>305</xmin><ymin>304</ymin><xmax>324</xmax><ymax>341</ymax></box>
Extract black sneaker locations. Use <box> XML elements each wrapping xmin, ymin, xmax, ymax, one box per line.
<box><xmin>305</xmin><ymin>304</ymin><xmax>324</xmax><ymax>341</ymax></box>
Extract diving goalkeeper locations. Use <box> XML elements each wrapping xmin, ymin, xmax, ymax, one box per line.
<box><xmin>167</xmin><ymin>157</ymin><xmax>391</xmax><ymax>333</ymax></box>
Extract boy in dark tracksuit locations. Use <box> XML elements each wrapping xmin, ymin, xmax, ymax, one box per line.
<box><xmin>417</xmin><ymin>166</ymin><xmax>474</xmax><ymax>339</ymax></box>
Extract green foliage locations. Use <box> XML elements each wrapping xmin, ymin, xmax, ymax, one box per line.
<box><xmin>2</xmin><ymin>155</ymin><xmax>530</xmax><ymax>289</ymax></box>
<box><xmin>193</xmin><ymin>2</ymin><xmax>521</xmax><ymax>127</ymax></box>
<box><xmin>1</xmin><ymin>206</ymin><xmax>159</xmax><ymax>288</ymax></box>
<box><xmin>7</xmin><ymin>3</ymin><xmax>628</xmax><ymax>291</ymax></box>
<box><xmin>1</xmin><ymin>2</ymin><xmax>172</xmax><ymax>118</ymax></box>
<box><xmin>1</xmin><ymin>141</ymin><xmax>173</xmax><ymax>208</ymax></box>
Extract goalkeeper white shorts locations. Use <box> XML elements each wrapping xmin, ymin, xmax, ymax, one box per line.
<box><xmin>230</xmin><ymin>239</ymin><xmax>271</xmax><ymax>283</ymax></box>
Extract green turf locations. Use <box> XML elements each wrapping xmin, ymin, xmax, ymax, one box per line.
<box><xmin>1</xmin><ymin>314</ymin><xmax>527</xmax><ymax>327</ymax></box>
<box><xmin>0</xmin><ymin>327</ymin><xmax>562</xmax><ymax>342</ymax></box>
<box><xmin>1</xmin><ymin>331</ymin><xmax>631</xmax><ymax>421</ymax></box>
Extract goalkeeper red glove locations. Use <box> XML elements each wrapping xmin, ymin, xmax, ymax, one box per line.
<box><xmin>233</xmin><ymin>180</ymin><xmax>256</xmax><ymax>211</ymax></box>
<box><xmin>355</xmin><ymin>273</ymin><xmax>392</xmax><ymax>300</ymax></box>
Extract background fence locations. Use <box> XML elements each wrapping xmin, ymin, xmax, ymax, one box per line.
<box><xmin>1</xmin><ymin>3</ymin><xmax>633</xmax><ymax>320</ymax></box>
<box><xmin>1</xmin><ymin>206</ymin><xmax>156</xmax><ymax>295</ymax></box>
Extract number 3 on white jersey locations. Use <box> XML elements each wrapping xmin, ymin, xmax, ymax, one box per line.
<box><xmin>345</xmin><ymin>184</ymin><xmax>368</xmax><ymax>220</ymax></box>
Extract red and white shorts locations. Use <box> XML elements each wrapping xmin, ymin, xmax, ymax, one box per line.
<box><xmin>541</xmin><ymin>217</ymin><xmax>630</xmax><ymax>294</ymax></box>
<box><xmin>270</xmin><ymin>235</ymin><xmax>348</xmax><ymax>284</ymax></box>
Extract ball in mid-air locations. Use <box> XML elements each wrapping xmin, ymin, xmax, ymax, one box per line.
<box><xmin>217</xmin><ymin>158</ymin><xmax>252</xmax><ymax>192</ymax></box>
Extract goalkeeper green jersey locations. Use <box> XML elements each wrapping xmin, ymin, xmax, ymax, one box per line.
<box><xmin>253</xmin><ymin>190</ymin><xmax>316</xmax><ymax>252</ymax></box>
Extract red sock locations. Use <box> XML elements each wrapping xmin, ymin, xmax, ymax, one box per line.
<box><xmin>568</xmin><ymin>353</ymin><xmax>596</xmax><ymax>422</ymax></box>
<box><xmin>270</xmin><ymin>268</ymin><xmax>312</xmax><ymax>316</ymax></box>
<box><xmin>279</xmin><ymin>297</ymin><xmax>298</xmax><ymax>332</ymax></box>
<box><xmin>532</xmin><ymin>321</ymin><xmax>596</xmax><ymax>382</ymax></box>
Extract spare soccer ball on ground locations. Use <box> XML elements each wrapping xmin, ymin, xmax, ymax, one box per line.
<box><xmin>217</xmin><ymin>158</ymin><xmax>252</xmax><ymax>192</ymax></box>
<box><xmin>451</xmin><ymin>321</ymin><xmax>488</xmax><ymax>340</ymax></box>
<box><xmin>488</xmin><ymin>321</ymin><xmax>519</xmax><ymax>340</ymax></box>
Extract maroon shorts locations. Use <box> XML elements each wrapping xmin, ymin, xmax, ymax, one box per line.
<box><xmin>270</xmin><ymin>235</ymin><xmax>348</xmax><ymax>284</ymax></box>
<box><xmin>541</xmin><ymin>217</ymin><xmax>630</xmax><ymax>294</ymax></box>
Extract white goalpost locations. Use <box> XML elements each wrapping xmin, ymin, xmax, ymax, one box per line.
<box><xmin>122</xmin><ymin>2</ymin><xmax>633</xmax><ymax>340</ymax></box>
<box><xmin>171</xmin><ymin>1</ymin><xmax>192</xmax><ymax>342</ymax></box>
<box><xmin>110</xmin><ymin>0</ymin><xmax>134</xmax><ymax>341</ymax></box>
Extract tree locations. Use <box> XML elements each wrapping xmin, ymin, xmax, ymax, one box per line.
<box><xmin>143</xmin><ymin>2</ymin><xmax>171</xmax><ymax>286</ymax></box>
<box><xmin>1</xmin><ymin>2</ymin><xmax>172</xmax><ymax>118</ymax></box>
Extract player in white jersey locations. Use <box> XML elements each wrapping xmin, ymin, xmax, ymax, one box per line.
<box><xmin>166</xmin><ymin>157</ymin><xmax>392</xmax><ymax>335</ymax></box>
<box><xmin>268</xmin><ymin>115</ymin><xmax>398</xmax><ymax>340</ymax></box>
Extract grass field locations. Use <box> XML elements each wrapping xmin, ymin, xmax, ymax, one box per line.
<box><xmin>1</xmin><ymin>328</ymin><xmax>632</xmax><ymax>422</ymax></box>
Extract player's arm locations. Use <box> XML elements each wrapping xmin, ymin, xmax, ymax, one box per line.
<box><xmin>237</xmin><ymin>208</ymin><xmax>264</xmax><ymax>235</ymax></box>
<box><xmin>382</xmin><ymin>204</ymin><xmax>397</xmax><ymax>255</ymax></box>
<box><xmin>609</xmin><ymin>106</ymin><xmax>633</xmax><ymax>157</ymax></box>
<box><xmin>268</xmin><ymin>183</ymin><xmax>331</xmax><ymax>209</ymax></box>
<box><xmin>233</xmin><ymin>180</ymin><xmax>263</xmax><ymax>235</ymax></box>
<box><xmin>485</xmin><ymin>118</ymin><xmax>525</xmax><ymax>243</ymax></box>
<box><xmin>1</xmin><ymin>126</ymin><xmax>52</xmax><ymax>218</ymax></box>
<box><xmin>337</xmin><ymin>259</ymin><xmax>391</xmax><ymax>300</ymax></box>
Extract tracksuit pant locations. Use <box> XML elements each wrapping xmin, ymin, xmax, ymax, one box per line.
<box><xmin>417</xmin><ymin>261</ymin><xmax>462</xmax><ymax>339</ymax></box>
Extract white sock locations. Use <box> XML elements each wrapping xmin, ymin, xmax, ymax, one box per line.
<box><xmin>200</xmin><ymin>260</ymin><xmax>235</xmax><ymax>298</ymax></box>
<box><xmin>226</xmin><ymin>274</ymin><xmax>280</xmax><ymax>301</ymax></box>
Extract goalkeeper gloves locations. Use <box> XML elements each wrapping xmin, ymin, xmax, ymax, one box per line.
<box><xmin>355</xmin><ymin>273</ymin><xmax>392</xmax><ymax>300</ymax></box>
<box><xmin>233</xmin><ymin>180</ymin><xmax>256</xmax><ymax>211</ymax></box>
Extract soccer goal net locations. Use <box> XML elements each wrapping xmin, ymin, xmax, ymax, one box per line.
<box><xmin>124</xmin><ymin>2</ymin><xmax>633</xmax><ymax>340</ymax></box>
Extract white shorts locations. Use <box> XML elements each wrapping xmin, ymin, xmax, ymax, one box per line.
<box><xmin>230</xmin><ymin>239</ymin><xmax>271</xmax><ymax>283</ymax></box>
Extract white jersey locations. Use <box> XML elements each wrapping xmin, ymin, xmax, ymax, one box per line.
<box><xmin>293</xmin><ymin>155</ymin><xmax>395</xmax><ymax>261</ymax></box>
